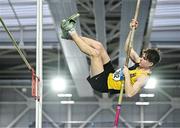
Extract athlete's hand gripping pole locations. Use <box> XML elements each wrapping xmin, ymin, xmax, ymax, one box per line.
<box><xmin>113</xmin><ymin>0</ymin><xmax>141</xmax><ymax>127</ymax></box>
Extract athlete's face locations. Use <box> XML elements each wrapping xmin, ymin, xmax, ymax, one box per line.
<box><xmin>139</xmin><ymin>54</ymin><xmax>153</xmax><ymax>68</ymax></box>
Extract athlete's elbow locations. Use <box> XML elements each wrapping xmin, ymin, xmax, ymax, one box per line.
<box><xmin>126</xmin><ymin>92</ymin><xmax>135</xmax><ymax>97</ymax></box>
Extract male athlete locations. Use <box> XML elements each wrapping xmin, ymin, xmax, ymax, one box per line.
<box><xmin>60</xmin><ymin>14</ymin><xmax>160</xmax><ymax>97</ymax></box>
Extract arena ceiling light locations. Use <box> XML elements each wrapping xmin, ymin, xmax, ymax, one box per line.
<box><xmin>135</xmin><ymin>102</ymin><xmax>150</xmax><ymax>106</ymax></box>
<box><xmin>51</xmin><ymin>77</ymin><xmax>66</xmax><ymax>92</ymax></box>
<box><xmin>139</xmin><ymin>93</ymin><xmax>155</xmax><ymax>97</ymax></box>
<box><xmin>61</xmin><ymin>101</ymin><xmax>75</xmax><ymax>104</ymax></box>
<box><xmin>144</xmin><ymin>77</ymin><xmax>157</xmax><ymax>89</ymax></box>
<box><xmin>57</xmin><ymin>93</ymin><xmax>72</xmax><ymax>97</ymax></box>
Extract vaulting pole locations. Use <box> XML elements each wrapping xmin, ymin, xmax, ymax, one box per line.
<box><xmin>35</xmin><ymin>0</ymin><xmax>43</xmax><ymax>127</ymax></box>
<box><xmin>114</xmin><ymin>0</ymin><xmax>141</xmax><ymax>127</ymax></box>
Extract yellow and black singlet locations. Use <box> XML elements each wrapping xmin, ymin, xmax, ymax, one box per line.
<box><xmin>107</xmin><ymin>64</ymin><xmax>151</xmax><ymax>93</ymax></box>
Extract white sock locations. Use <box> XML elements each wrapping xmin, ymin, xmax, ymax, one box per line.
<box><xmin>68</xmin><ymin>28</ymin><xmax>76</xmax><ymax>35</ymax></box>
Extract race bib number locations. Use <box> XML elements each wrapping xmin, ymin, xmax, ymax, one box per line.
<box><xmin>113</xmin><ymin>68</ymin><xmax>124</xmax><ymax>81</ymax></box>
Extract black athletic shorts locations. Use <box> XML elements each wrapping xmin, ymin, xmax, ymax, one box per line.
<box><xmin>87</xmin><ymin>62</ymin><xmax>140</xmax><ymax>94</ymax></box>
<box><xmin>87</xmin><ymin>61</ymin><xmax>115</xmax><ymax>93</ymax></box>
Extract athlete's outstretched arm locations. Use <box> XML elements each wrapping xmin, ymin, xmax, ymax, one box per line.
<box><xmin>124</xmin><ymin>19</ymin><xmax>140</xmax><ymax>64</ymax></box>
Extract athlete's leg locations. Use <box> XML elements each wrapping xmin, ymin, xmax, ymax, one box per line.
<box><xmin>69</xmin><ymin>31</ymin><xmax>105</xmax><ymax>77</ymax></box>
<box><xmin>80</xmin><ymin>36</ymin><xmax>110</xmax><ymax>65</ymax></box>
<box><xmin>60</xmin><ymin>13</ymin><xmax>110</xmax><ymax>77</ymax></box>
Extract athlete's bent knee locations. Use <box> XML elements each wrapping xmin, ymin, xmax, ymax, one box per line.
<box><xmin>91</xmin><ymin>43</ymin><xmax>104</xmax><ymax>57</ymax></box>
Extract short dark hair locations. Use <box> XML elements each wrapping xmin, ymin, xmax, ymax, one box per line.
<box><xmin>143</xmin><ymin>48</ymin><xmax>161</xmax><ymax>66</ymax></box>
